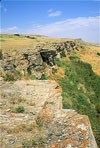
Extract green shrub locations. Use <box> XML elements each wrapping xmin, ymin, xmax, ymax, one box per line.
<box><xmin>5</xmin><ymin>72</ymin><xmax>15</xmax><ymax>81</ymax></box>
<box><xmin>52</xmin><ymin>68</ymin><xmax>58</xmax><ymax>74</ymax></box>
<box><xmin>69</xmin><ymin>55</ymin><xmax>79</xmax><ymax>61</ymax></box>
<box><xmin>97</xmin><ymin>52</ymin><xmax>100</xmax><ymax>56</ymax></box>
<box><xmin>26</xmin><ymin>36</ymin><xmax>36</xmax><ymax>39</ymax></box>
<box><xmin>32</xmin><ymin>140</ymin><xmax>37</xmax><ymax>147</ymax></box>
<box><xmin>60</xmin><ymin>51</ymin><xmax>66</xmax><ymax>58</ymax></box>
<box><xmin>14</xmin><ymin>69</ymin><xmax>22</xmax><ymax>76</ymax></box>
<box><xmin>29</xmin><ymin>75</ymin><xmax>39</xmax><ymax>80</ymax></box>
<box><xmin>0</xmin><ymin>49</ymin><xmax>2</xmax><ymax>59</ymax></box>
<box><xmin>96</xmin><ymin>104</ymin><xmax>100</xmax><ymax>114</ymax></box>
<box><xmin>16</xmin><ymin>106</ymin><xmax>25</xmax><ymax>113</ymax></box>
<box><xmin>41</xmin><ymin>62</ymin><xmax>47</xmax><ymax>70</ymax></box>
<box><xmin>0</xmin><ymin>40</ymin><xmax>6</xmax><ymax>42</ymax></box>
<box><xmin>36</xmin><ymin>116</ymin><xmax>43</xmax><ymax>130</ymax></box>
<box><xmin>38</xmin><ymin>136</ymin><xmax>44</xmax><ymax>144</ymax></box>
<box><xmin>54</xmin><ymin>58</ymin><xmax>66</xmax><ymax>67</ymax></box>
<box><xmin>14</xmin><ymin>34</ymin><xmax>20</xmax><ymax>36</ymax></box>
<box><xmin>40</xmin><ymin>73</ymin><xmax>48</xmax><ymax>80</ymax></box>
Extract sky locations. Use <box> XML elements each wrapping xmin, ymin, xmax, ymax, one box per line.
<box><xmin>0</xmin><ymin>0</ymin><xmax>100</xmax><ymax>43</ymax></box>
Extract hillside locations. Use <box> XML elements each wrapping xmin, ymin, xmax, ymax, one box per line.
<box><xmin>0</xmin><ymin>34</ymin><xmax>100</xmax><ymax>147</ymax></box>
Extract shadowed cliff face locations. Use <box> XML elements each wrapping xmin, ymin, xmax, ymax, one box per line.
<box><xmin>0</xmin><ymin>80</ymin><xmax>98</xmax><ymax>148</ymax></box>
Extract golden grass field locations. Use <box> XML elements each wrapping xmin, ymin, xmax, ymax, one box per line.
<box><xmin>0</xmin><ymin>34</ymin><xmax>73</xmax><ymax>53</ymax></box>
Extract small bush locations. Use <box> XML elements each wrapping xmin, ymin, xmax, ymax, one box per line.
<box><xmin>52</xmin><ymin>68</ymin><xmax>58</xmax><ymax>74</ymax></box>
<box><xmin>36</xmin><ymin>116</ymin><xmax>43</xmax><ymax>130</ymax></box>
<box><xmin>40</xmin><ymin>73</ymin><xmax>48</xmax><ymax>80</ymax></box>
<box><xmin>32</xmin><ymin>140</ymin><xmax>37</xmax><ymax>147</ymax></box>
<box><xmin>26</xmin><ymin>36</ymin><xmax>36</xmax><ymax>39</ymax></box>
<box><xmin>60</xmin><ymin>51</ymin><xmax>66</xmax><ymax>58</ymax></box>
<box><xmin>0</xmin><ymin>40</ymin><xmax>6</xmax><ymax>42</ymax></box>
<box><xmin>14</xmin><ymin>69</ymin><xmax>22</xmax><ymax>76</ymax></box>
<box><xmin>55</xmin><ymin>58</ymin><xmax>66</xmax><ymax>67</ymax></box>
<box><xmin>14</xmin><ymin>34</ymin><xmax>20</xmax><ymax>36</ymax></box>
<box><xmin>96</xmin><ymin>104</ymin><xmax>100</xmax><ymax>114</ymax></box>
<box><xmin>0</xmin><ymin>49</ymin><xmax>2</xmax><ymax>59</ymax></box>
<box><xmin>5</xmin><ymin>72</ymin><xmax>15</xmax><ymax>81</ymax></box>
<box><xmin>41</xmin><ymin>62</ymin><xmax>47</xmax><ymax>70</ymax></box>
<box><xmin>38</xmin><ymin>136</ymin><xmax>44</xmax><ymax>144</ymax></box>
<box><xmin>97</xmin><ymin>52</ymin><xmax>100</xmax><ymax>56</ymax></box>
<box><xmin>16</xmin><ymin>106</ymin><xmax>25</xmax><ymax>113</ymax></box>
<box><xmin>69</xmin><ymin>55</ymin><xmax>79</xmax><ymax>61</ymax></box>
<box><xmin>30</xmin><ymin>75</ymin><xmax>39</xmax><ymax>80</ymax></box>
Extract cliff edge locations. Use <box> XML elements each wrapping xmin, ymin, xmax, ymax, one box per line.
<box><xmin>0</xmin><ymin>80</ymin><xmax>98</xmax><ymax>148</ymax></box>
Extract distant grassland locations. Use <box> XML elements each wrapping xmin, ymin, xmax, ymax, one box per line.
<box><xmin>0</xmin><ymin>34</ymin><xmax>71</xmax><ymax>53</ymax></box>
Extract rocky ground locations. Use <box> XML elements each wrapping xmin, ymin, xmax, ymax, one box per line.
<box><xmin>0</xmin><ymin>79</ymin><xmax>98</xmax><ymax>148</ymax></box>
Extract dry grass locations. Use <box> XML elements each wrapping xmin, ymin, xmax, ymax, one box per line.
<box><xmin>7</xmin><ymin>122</ymin><xmax>36</xmax><ymax>134</ymax></box>
<box><xmin>78</xmin><ymin>45</ymin><xmax>100</xmax><ymax>75</ymax></box>
<box><xmin>1</xmin><ymin>34</ymin><xmax>74</xmax><ymax>54</ymax></box>
<box><xmin>36</xmin><ymin>109</ymin><xmax>52</xmax><ymax>125</ymax></box>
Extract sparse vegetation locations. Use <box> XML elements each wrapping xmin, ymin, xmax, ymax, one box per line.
<box><xmin>14</xmin><ymin>34</ymin><xmax>20</xmax><ymax>36</ymax></box>
<box><xmin>0</xmin><ymin>49</ymin><xmax>2</xmax><ymax>59</ymax></box>
<box><xmin>0</xmin><ymin>39</ymin><xmax>6</xmax><ymax>42</ymax></box>
<box><xmin>16</xmin><ymin>106</ymin><xmax>25</xmax><ymax>113</ymax></box>
<box><xmin>32</xmin><ymin>139</ymin><xmax>37</xmax><ymax>147</ymax></box>
<box><xmin>22</xmin><ymin>136</ymin><xmax>45</xmax><ymax>148</ymax></box>
<box><xmin>4</xmin><ymin>72</ymin><xmax>15</xmax><ymax>81</ymax></box>
<box><xmin>60</xmin><ymin>51</ymin><xmax>66</xmax><ymax>58</ymax></box>
<box><xmin>26</xmin><ymin>36</ymin><xmax>36</xmax><ymax>39</ymax></box>
<box><xmin>97</xmin><ymin>52</ymin><xmax>100</xmax><ymax>56</ymax></box>
<box><xmin>36</xmin><ymin>115</ymin><xmax>43</xmax><ymax>130</ymax></box>
<box><xmin>40</xmin><ymin>73</ymin><xmax>48</xmax><ymax>80</ymax></box>
<box><xmin>52</xmin><ymin>68</ymin><xmax>58</xmax><ymax>74</ymax></box>
<box><xmin>29</xmin><ymin>75</ymin><xmax>39</xmax><ymax>80</ymax></box>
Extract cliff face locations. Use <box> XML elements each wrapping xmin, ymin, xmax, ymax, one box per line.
<box><xmin>0</xmin><ymin>80</ymin><xmax>97</xmax><ymax>148</ymax></box>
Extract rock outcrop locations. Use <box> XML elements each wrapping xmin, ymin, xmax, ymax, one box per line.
<box><xmin>0</xmin><ymin>41</ymin><xmax>79</xmax><ymax>74</ymax></box>
<box><xmin>0</xmin><ymin>80</ymin><xmax>98</xmax><ymax>148</ymax></box>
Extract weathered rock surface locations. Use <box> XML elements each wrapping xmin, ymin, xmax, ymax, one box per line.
<box><xmin>0</xmin><ymin>41</ymin><xmax>79</xmax><ymax>74</ymax></box>
<box><xmin>45</xmin><ymin>109</ymin><xmax>98</xmax><ymax>148</ymax></box>
<box><xmin>0</xmin><ymin>80</ymin><xmax>97</xmax><ymax>148</ymax></box>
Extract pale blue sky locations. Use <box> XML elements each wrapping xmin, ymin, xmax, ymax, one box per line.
<box><xmin>0</xmin><ymin>0</ymin><xmax>100</xmax><ymax>42</ymax></box>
